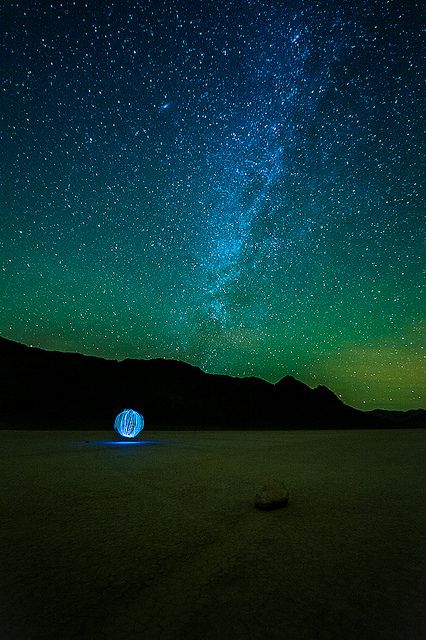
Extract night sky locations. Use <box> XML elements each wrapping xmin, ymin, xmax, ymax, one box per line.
<box><xmin>1</xmin><ymin>0</ymin><xmax>424</xmax><ymax>410</ymax></box>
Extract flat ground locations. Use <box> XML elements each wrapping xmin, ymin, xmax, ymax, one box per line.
<box><xmin>0</xmin><ymin>429</ymin><xmax>424</xmax><ymax>640</ymax></box>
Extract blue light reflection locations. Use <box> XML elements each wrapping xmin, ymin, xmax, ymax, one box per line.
<box><xmin>99</xmin><ymin>440</ymin><xmax>157</xmax><ymax>446</ymax></box>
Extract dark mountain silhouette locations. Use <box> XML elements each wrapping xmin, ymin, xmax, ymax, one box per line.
<box><xmin>368</xmin><ymin>408</ymin><xmax>426</xmax><ymax>428</ymax></box>
<box><xmin>0</xmin><ymin>336</ymin><xmax>423</xmax><ymax>430</ymax></box>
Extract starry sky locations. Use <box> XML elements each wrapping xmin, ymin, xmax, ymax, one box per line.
<box><xmin>1</xmin><ymin>0</ymin><xmax>424</xmax><ymax>410</ymax></box>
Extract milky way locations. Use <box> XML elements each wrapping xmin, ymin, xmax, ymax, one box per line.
<box><xmin>1</xmin><ymin>0</ymin><xmax>424</xmax><ymax>409</ymax></box>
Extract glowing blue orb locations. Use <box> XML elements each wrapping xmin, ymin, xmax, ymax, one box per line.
<box><xmin>114</xmin><ymin>409</ymin><xmax>144</xmax><ymax>439</ymax></box>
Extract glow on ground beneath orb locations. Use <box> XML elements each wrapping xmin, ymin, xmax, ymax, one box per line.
<box><xmin>99</xmin><ymin>440</ymin><xmax>157</xmax><ymax>446</ymax></box>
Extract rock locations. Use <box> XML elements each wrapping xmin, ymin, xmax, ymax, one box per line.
<box><xmin>254</xmin><ymin>480</ymin><xmax>289</xmax><ymax>510</ymax></box>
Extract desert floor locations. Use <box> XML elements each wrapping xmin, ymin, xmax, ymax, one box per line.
<box><xmin>0</xmin><ymin>429</ymin><xmax>424</xmax><ymax>639</ymax></box>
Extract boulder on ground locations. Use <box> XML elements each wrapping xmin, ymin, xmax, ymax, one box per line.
<box><xmin>255</xmin><ymin>480</ymin><xmax>289</xmax><ymax>510</ymax></box>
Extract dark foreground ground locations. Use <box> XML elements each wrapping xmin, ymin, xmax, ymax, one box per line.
<box><xmin>0</xmin><ymin>429</ymin><xmax>424</xmax><ymax>639</ymax></box>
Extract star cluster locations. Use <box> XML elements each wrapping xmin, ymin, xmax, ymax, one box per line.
<box><xmin>1</xmin><ymin>0</ymin><xmax>424</xmax><ymax>409</ymax></box>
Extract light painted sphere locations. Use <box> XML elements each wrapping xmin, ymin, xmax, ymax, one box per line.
<box><xmin>114</xmin><ymin>409</ymin><xmax>144</xmax><ymax>438</ymax></box>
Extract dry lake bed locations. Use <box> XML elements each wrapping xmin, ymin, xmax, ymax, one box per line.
<box><xmin>0</xmin><ymin>429</ymin><xmax>424</xmax><ymax>639</ymax></box>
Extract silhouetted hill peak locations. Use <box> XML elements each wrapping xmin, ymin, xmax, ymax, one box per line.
<box><xmin>0</xmin><ymin>336</ymin><xmax>423</xmax><ymax>430</ymax></box>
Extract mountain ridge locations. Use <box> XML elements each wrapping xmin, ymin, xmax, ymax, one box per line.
<box><xmin>0</xmin><ymin>336</ymin><xmax>423</xmax><ymax>429</ymax></box>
